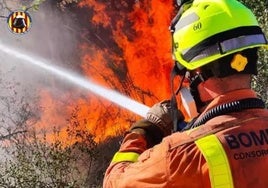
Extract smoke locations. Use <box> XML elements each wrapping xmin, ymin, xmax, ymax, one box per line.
<box><xmin>0</xmin><ymin>1</ymin><xmax>81</xmax><ymax>132</ymax></box>
<box><xmin>0</xmin><ymin>1</ymin><xmax>79</xmax><ymax>83</ymax></box>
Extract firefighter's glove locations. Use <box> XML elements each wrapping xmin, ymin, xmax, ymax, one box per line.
<box><xmin>130</xmin><ymin>100</ymin><xmax>183</xmax><ymax>147</ymax></box>
<box><xmin>146</xmin><ymin>100</ymin><xmax>184</xmax><ymax>136</ymax></box>
<box><xmin>130</xmin><ymin>119</ymin><xmax>164</xmax><ymax>148</ymax></box>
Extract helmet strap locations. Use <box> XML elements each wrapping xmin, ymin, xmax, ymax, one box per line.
<box><xmin>189</xmin><ymin>73</ymin><xmax>209</xmax><ymax>112</ymax></box>
<box><xmin>170</xmin><ymin>63</ymin><xmax>186</xmax><ymax>132</ymax></box>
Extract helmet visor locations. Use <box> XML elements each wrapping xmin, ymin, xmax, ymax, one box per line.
<box><xmin>187</xmin><ymin>33</ymin><xmax>267</xmax><ymax>62</ymax></box>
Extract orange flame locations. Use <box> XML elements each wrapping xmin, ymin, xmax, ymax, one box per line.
<box><xmin>37</xmin><ymin>0</ymin><xmax>177</xmax><ymax>143</ymax></box>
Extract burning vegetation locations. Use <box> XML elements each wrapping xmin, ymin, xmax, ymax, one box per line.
<box><xmin>36</xmin><ymin>0</ymin><xmax>175</xmax><ymax>142</ymax></box>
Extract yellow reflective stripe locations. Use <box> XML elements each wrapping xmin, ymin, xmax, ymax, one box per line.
<box><xmin>111</xmin><ymin>152</ymin><xmax>140</xmax><ymax>163</ymax></box>
<box><xmin>195</xmin><ymin>135</ymin><xmax>234</xmax><ymax>188</ymax></box>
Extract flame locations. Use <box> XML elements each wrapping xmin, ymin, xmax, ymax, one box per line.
<box><xmin>37</xmin><ymin>0</ymin><xmax>177</xmax><ymax>143</ymax></box>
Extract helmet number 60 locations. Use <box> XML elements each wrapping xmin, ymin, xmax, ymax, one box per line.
<box><xmin>193</xmin><ymin>22</ymin><xmax>202</xmax><ymax>31</ymax></box>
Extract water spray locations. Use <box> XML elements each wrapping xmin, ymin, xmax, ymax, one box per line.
<box><xmin>0</xmin><ymin>41</ymin><xmax>150</xmax><ymax>117</ymax></box>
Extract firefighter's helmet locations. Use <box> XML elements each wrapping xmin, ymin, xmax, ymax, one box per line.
<box><xmin>171</xmin><ymin>0</ymin><xmax>268</xmax><ymax>70</ymax></box>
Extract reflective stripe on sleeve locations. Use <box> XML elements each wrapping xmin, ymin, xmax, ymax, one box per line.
<box><xmin>111</xmin><ymin>152</ymin><xmax>140</xmax><ymax>163</ymax></box>
<box><xmin>195</xmin><ymin>135</ymin><xmax>234</xmax><ymax>188</ymax></box>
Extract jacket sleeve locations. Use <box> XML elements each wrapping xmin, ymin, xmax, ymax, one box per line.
<box><xmin>103</xmin><ymin>132</ymin><xmax>170</xmax><ymax>188</ymax></box>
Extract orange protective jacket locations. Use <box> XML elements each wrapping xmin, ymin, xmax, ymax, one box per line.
<box><xmin>103</xmin><ymin>89</ymin><xmax>268</xmax><ymax>188</ymax></box>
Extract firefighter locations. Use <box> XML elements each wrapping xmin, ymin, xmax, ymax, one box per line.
<box><xmin>103</xmin><ymin>0</ymin><xmax>268</xmax><ymax>187</ymax></box>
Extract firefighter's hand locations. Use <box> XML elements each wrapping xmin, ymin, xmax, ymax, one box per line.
<box><xmin>130</xmin><ymin>100</ymin><xmax>183</xmax><ymax>147</ymax></box>
<box><xmin>130</xmin><ymin>119</ymin><xmax>164</xmax><ymax>147</ymax></box>
<box><xmin>146</xmin><ymin>100</ymin><xmax>183</xmax><ymax>136</ymax></box>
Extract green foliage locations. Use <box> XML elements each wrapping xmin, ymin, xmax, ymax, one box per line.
<box><xmin>239</xmin><ymin>0</ymin><xmax>268</xmax><ymax>107</ymax></box>
<box><xmin>0</xmin><ymin>127</ymin><xmax>96</xmax><ymax>187</ymax></box>
<box><xmin>0</xmin><ymin>102</ymin><xmax>121</xmax><ymax>187</ymax></box>
<box><xmin>25</xmin><ymin>0</ymin><xmax>46</xmax><ymax>11</ymax></box>
<box><xmin>0</xmin><ymin>0</ymin><xmax>46</xmax><ymax>12</ymax></box>
<box><xmin>0</xmin><ymin>126</ymin><xmax>121</xmax><ymax>187</ymax></box>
